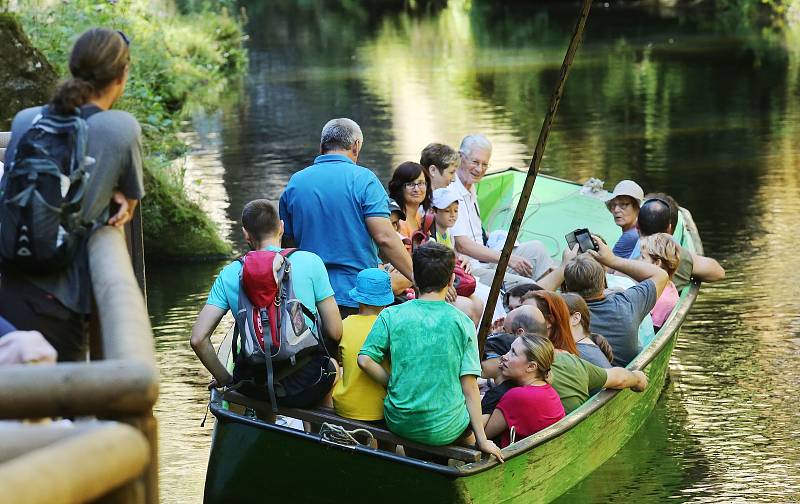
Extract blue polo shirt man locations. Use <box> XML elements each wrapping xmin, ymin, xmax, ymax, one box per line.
<box><xmin>280</xmin><ymin>154</ymin><xmax>388</xmax><ymax>309</ymax></box>
<box><xmin>279</xmin><ymin>118</ymin><xmax>413</xmax><ymax>315</ymax></box>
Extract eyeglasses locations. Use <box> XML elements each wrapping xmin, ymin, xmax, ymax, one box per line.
<box><xmin>461</xmin><ymin>153</ymin><xmax>491</xmax><ymax>170</ymax></box>
<box><xmin>404</xmin><ymin>181</ymin><xmax>427</xmax><ymax>189</ymax></box>
<box><xmin>608</xmin><ymin>201</ymin><xmax>632</xmax><ymax>211</ymax></box>
<box><xmin>117</xmin><ymin>30</ymin><xmax>130</xmax><ymax>47</ymax></box>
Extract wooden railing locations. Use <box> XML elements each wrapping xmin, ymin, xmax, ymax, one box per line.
<box><xmin>0</xmin><ymin>134</ymin><xmax>159</xmax><ymax>503</ymax></box>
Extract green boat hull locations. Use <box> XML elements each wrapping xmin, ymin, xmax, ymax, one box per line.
<box><xmin>204</xmin><ymin>170</ymin><xmax>702</xmax><ymax>503</ymax></box>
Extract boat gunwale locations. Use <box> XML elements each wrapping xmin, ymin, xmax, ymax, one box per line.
<box><xmin>207</xmin><ymin>168</ymin><xmax>703</xmax><ymax>480</ymax></box>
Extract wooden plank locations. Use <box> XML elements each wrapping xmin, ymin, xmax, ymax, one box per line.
<box><xmin>222</xmin><ymin>391</ymin><xmax>481</xmax><ymax>463</ymax></box>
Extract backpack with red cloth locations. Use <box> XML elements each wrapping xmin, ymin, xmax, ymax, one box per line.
<box><xmin>233</xmin><ymin>248</ymin><xmax>325</xmax><ymax>411</ymax></box>
<box><xmin>410</xmin><ymin>211</ymin><xmax>477</xmax><ymax>298</ymax></box>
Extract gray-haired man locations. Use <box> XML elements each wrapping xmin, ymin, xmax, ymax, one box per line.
<box><xmin>279</xmin><ymin>118</ymin><xmax>413</xmax><ymax>318</ymax></box>
<box><xmin>450</xmin><ymin>134</ymin><xmax>554</xmax><ymax>289</ymax></box>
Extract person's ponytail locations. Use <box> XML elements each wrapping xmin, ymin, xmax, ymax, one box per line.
<box><xmin>590</xmin><ymin>332</ymin><xmax>614</xmax><ymax>364</ymax></box>
<box><xmin>50</xmin><ymin>78</ymin><xmax>95</xmax><ymax>114</ymax></box>
<box><xmin>48</xmin><ymin>28</ymin><xmax>129</xmax><ymax>114</ymax></box>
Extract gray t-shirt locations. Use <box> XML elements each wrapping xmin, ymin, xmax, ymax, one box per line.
<box><xmin>577</xmin><ymin>341</ymin><xmax>612</xmax><ymax>369</ymax></box>
<box><xmin>586</xmin><ymin>279</ymin><xmax>657</xmax><ymax>367</ymax></box>
<box><xmin>2</xmin><ymin>105</ymin><xmax>145</xmax><ymax>314</ymax></box>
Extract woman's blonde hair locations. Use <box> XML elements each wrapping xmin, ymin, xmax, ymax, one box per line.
<box><xmin>519</xmin><ymin>334</ymin><xmax>555</xmax><ymax>384</ymax></box>
<box><xmin>639</xmin><ymin>233</ymin><xmax>681</xmax><ymax>278</ymax></box>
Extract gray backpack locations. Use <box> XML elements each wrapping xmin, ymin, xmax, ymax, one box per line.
<box><xmin>233</xmin><ymin>248</ymin><xmax>325</xmax><ymax>411</ymax></box>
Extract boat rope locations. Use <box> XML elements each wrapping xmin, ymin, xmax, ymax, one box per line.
<box><xmin>319</xmin><ymin>422</ymin><xmax>374</xmax><ymax>448</ymax></box>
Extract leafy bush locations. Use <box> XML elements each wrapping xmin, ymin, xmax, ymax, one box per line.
<box><xmin>18</xmin><ymin>0</ymin><xmax>247</xmax><ymax>259</ymax></box>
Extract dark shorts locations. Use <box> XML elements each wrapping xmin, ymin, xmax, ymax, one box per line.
<box><xmin>0</xmin><ymin>276</ymin><xmax>86</xmax><ymax>362</ymax></box>
<box><xmin>338</xmin><ymin>305</ymin><xmax>358</xmax><ymax>319</ymax></box>
<box><xmin>236</xmin><ymin>354</ymin><xmax>336</xmax><ymax>409</ymax></box>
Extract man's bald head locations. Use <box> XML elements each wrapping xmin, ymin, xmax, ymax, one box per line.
<box><xmin>503</xmin><ymin>305</ymin><xmax>548</xmax><ymax>338</ymax></box>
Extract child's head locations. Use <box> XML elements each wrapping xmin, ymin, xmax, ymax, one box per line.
<box><xmin>431</xmin><ymin>188</ymin><xmax>460</xmax><ymax>230</ymax></box>
<box><xmin>349</xmin><ymin>268</ymin><xmax>395</xmax><ymax>308</ymax></box>
<box><xmin>412</xmin><ymin>242</ymin><xmax>455</xmax><ymax>294</ymax></box>
<box><xmin>388</xmin><ymin>198</ymin><xmax>406</xmax><ymax>233</ymax></box>
<box><xmin>241</xmin><ymin>199</ymin><xmax>281</xmax><ymax>247</ymax></box>
<box><xmin>639</xmin><ymin>233</ymin><xmax>680</xmax><ymax>278</ymax></box>
<box><xmin>420</xmin><ymin>143</ymin><xmax>458</xmax><ymax>190</ymax></box>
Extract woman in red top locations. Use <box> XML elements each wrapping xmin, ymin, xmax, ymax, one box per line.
<box><xmin>483</xmin><ymin>334</ymin><xmax>565</xmax><ymax>448</ymax></box>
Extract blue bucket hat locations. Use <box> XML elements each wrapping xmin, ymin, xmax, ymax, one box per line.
<box><xmin>349</xmin><ymin>268</ymin><xmax>394</xmax><ymax>307</ymax></box>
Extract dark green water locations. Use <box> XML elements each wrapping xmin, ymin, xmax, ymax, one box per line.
<box><xmin>150</xmin><ymin>2</ymin><xmax>800</xmax><ymax>502</ymax></box>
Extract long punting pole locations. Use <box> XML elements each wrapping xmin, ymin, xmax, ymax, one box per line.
<box><xmin>477</xmin><ymin>0</ymin><xmax>594</xmax><ymax>355</ymax></box>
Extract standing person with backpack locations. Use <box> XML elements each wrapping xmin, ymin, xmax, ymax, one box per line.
<box><xmin>191</xmin><ymin>200</ymin><xmax>342</xmax><ymax>410</ymax></box>
<box><xmin>0</xmin><ymin>28</ymin><xmax>144</xmax><ymax>362</ymax></box>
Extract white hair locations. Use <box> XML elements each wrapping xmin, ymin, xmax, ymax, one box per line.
<box><xmin>320</xmin><ymin>118</ymin><xmax>363</xmax><ymax>153</ymax></box>
<box><xmin>459</xmin><ymin>134</ymin><xmax>492</xmax><ymax>158</ymax></box>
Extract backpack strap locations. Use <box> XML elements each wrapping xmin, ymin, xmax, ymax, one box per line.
<box><xmin>264</xmin><ymin>330</ymin><xmax>278</xmax><ymax>413</ymax></box>
<box><xmin>422</xmin><ymin>211</ymin><xmax>435</xmax><ymax>236</ymax></box>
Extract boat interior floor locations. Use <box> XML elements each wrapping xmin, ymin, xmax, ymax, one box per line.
<box><xmin>222</xmin><ymin>390</ymin><xmax>482</xmax><ymax>465</ymax></box>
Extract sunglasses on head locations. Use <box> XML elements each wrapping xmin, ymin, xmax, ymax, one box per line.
<box><xmin>117</xmin><ymin>30</ymin><xmax>130</xmax><ymax>47</ymax></box>
<box><xmin>642</xmin><ymin>197</ymin><xmax>671</xmax><ymax>210</ymax></box>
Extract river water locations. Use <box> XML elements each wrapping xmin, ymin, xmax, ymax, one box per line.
<box><xmin>149</xmin><ymin>2</ymin><xmax>800</xmax><ymax>502</ymax></box>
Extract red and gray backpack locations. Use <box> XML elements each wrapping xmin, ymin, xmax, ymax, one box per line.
<box><xmin>233</xmin><ymin>248</ymin><xmax>325</xmax><ymax>411</ymax></box>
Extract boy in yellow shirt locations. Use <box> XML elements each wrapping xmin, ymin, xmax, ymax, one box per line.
<box><xmin>332</xmin><ymin>268</ymin><xmax>394</xmax><ymax>421</ymax></box>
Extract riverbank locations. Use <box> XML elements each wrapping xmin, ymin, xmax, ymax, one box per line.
<box><xmin>15</xmin><ymin>0</ymin><xmax>247</xmax><ymax>260</ymax></box>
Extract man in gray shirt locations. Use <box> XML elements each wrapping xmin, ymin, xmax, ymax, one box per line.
<box><xmin>539</xmin><ymin>238</ymin><xmax>668</xmax><ymax>367</ymax></box>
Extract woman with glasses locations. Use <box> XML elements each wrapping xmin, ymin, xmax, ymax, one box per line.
<box><xmin>388</xmin><ymin>161</ymin><xmax>431</xmax><ymax>239</ymax></box>
<box><xmin>604</xmin><ymin>180</ymin><xmax>645</xmax><ymax>259</ymax></box>
<box><xmin>0</xmin><ymin>28</ymin><xmax>144</xmax><ymax>361</ymax></box>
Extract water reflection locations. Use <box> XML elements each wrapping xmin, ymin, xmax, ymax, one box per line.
<box><xmin>151</xmin><ymin>2</ymin><xmax>800</xmax><ymax>502</ymax></box>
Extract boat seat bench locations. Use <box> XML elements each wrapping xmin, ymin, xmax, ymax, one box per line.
<box><xmin>223</xmin><ymin>391</ymin><xmax>481</xmax><ymax>463</ymax></box>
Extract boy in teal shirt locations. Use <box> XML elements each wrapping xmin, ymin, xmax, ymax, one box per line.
<box><xmin>358</xmin><ymin>243</ymin><xmax>503</xmax><ymax>461</ymax></box>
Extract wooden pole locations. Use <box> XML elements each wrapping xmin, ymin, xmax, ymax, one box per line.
<box><xmin>477</xmin><ymin>0</ymin><xmax>594</xmax><ymax>355</ymax></box>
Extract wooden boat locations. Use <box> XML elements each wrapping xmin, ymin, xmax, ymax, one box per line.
<box><xmin>203</xmin><ymin>168</ymin><xmax>703</xmax><ymax>503</ymax></box>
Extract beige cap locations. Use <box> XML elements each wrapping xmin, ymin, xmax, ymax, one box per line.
<box><xmin>605</xmin><ymin>180</ymin><xmax>644</xmax><ymax>207</ymax></box>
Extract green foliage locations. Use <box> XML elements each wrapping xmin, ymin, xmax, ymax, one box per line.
<box><xmin>18</xmin><ymin>0</ymin><xmax>247</xmax><ymax>259</ymax></box>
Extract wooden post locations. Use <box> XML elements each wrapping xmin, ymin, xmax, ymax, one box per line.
<box><xmin>477</xmin><ymin>0</ymin><xmax>595</xmax><ymax>354</ymax></box>
<box><xmin>125</xmin><ymin>204</ymin><xmax>147</xmax><ymax>300</ymax></box>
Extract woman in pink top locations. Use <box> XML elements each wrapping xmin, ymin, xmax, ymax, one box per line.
<box><xmin>483</xmin><ymin>334</ymin><xmax>565</xmax><ymax>448</ymax></box>
<box><xmin>639</xmin><ymin>233</ymin><xmax>681</xmax><ymax>331</ymax></box>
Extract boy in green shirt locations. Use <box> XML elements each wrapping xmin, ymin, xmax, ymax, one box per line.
<box><xmin>358</xmin><ymin>243</ymin><xmax>503</xmax><ymax>461</ymax></box>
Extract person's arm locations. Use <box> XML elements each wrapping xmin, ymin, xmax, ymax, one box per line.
<box><xmin>589</xmin><ymin>235</ymin><xmax>668</xmax><ymax>298</ymax></box>
<box><xmin>691</xmin><ymin>253</ymin><xmax>726</xmax><ymax>282</ymax></box>
<box><xmin>366</xmin><ymin>216</ymin><xmax>414</xmax><ymax>282</ymax></box>
<box><xmin>190</xmin><ymin>305</ymin><xmax>233</xmax><ymax>387</ymax></box>
<box><xmin>461</xmin><ymin>374</ymin><xmax>504</xmax><ymax>462</ymax></box>
<box><xmin>481</xmin><ymin>357</ymin><xmax>501</xmax><ymax>380</ymax></box>
<box><xmin>357</xmin><ymin>355</ymin><xmax>390</xmax><ymax>387</ymax></box>
<box><xmin>482</xmin><ymin>406</ymin><xmax>509</xmax><ymax>440</ymax></box>
<box><xmin>316</xmin><ymin>296</ymin><xmax>342</xmax><ymax>342</ymax></box>
<box><xmin>538</xmin><ymin>244</ymin><xmax>579</xmax><ymax>291</ymax></box>
<box><xmin>454</xmin><ymin>236</ymin><xmax>533</xmax><ymax>277</ymax></box>
<box><xmin>603</xmin><ymin>368</ymin><xmax>648</xmax><ymax>392</ymax></box>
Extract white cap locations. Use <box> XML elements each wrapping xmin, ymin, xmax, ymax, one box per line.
<box><xmin>605</xmin><ymin>180</ymin><xmax>644</xmax><ymax>207</ymax></box>
<box><xmin>432</xmin><ymin>188</ymin><xmax>460</xmax><ymax>209</ymax></box>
